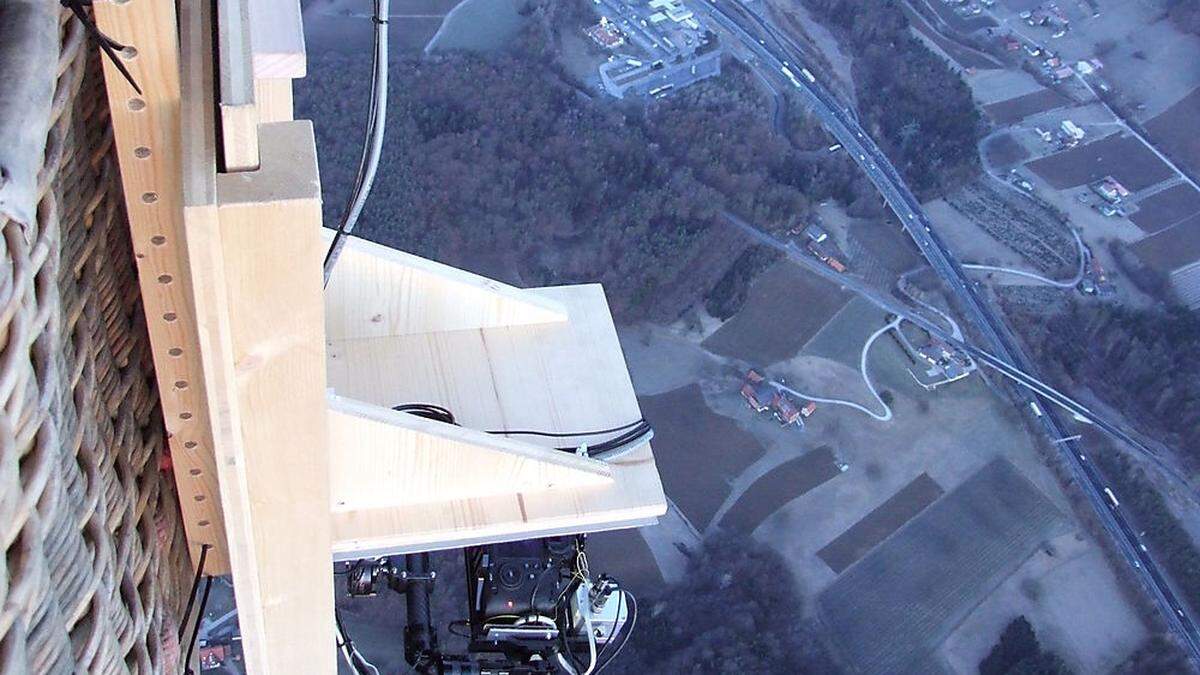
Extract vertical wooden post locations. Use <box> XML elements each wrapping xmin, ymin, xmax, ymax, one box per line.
<box><xmin>209</xmin><ymin>121</ymin><xmax>334</xmax><ymax>674</ymax></box>
<box><xmin>94</xmin><ymin>0</ymin><xmax>230</xmax><ymax>573</ymax></box>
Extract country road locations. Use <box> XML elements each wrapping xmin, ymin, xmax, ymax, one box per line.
<box><xmin>770</xmin><ymin>316</ymin><xmax>901</xmax><ymax>423</ymax></box>
<box><xmin>696</xmin><ymin>0</ymin><xmax>1200</xmax><ymax>662</ymax></box>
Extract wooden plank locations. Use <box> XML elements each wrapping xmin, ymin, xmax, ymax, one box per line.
<box><xmin>94</xmin><ymin>0</ymin><xmax>230</xmax><ymax>574</ymax></box>
<box><xmin>325</xmin><ymin>233</ymin><xmax>568</xmax><ymax>339</ymax></box>
<box><xmin>179</xmin><ymin>0</ymin><xmax>270</xmax><ymax>667</ymax></box>
<box><xmin>328</xmin><ymin>395</ymin><xmax>612</xmax><ymax>512</ymax></box>
<box><xmin>249</xmin><ymin>0</ymin><xmax>306</xmax><ymax>79</ymax></box>
<box><xmin>254</xmin><ymin>78</ymin><xmax>293</xmax><ymax>123</ymax></box>
<box><xmin>216</xmin><ymin>0</ymin><xmax>259</xmax><ymax>170</ymax></box>
<box><xmin>327</xmin><ymin>284</ymin><xmax>666</xmax><ymax>557</ymax></box>
<box><xmin>212</xmin><ymin>120</ymin><xmax>334</xmax><ymax>674</ymax></box>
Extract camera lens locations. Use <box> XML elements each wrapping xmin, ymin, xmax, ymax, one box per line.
<box><xmin>497</xmin><ymin>562</ymin><xmax>524</xmax><ymax>589</ymax></box>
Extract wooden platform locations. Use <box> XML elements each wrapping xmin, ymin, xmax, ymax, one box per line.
<box><xmin>325</xmin><ymin>236</ymin><xmax>666</xmax><ymax>558</ymax></box>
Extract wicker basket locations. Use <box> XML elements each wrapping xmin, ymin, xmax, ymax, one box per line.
<box><xmin>0</xmin><ymin>12</ymin><xmax>192</xmax><ymax>675</ymax></box>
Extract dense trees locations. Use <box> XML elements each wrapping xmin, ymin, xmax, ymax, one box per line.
<box><xmin>1094</xmin><ymin>443</ymin><xmax>1200</xmax><ymax>619</ymax></box>
<box><xmin>1113</xmin><ymin>635</ymin><xmax>1192</xmax><ymax>674</ymax></box>
<box><xmin>801</xmin><ymin>0</ymin><xmax>983</xmax><ymax>197</ymax></box>
<box><xmin>979</xmin><ymin>616</ymin><xmax>1072</xmax><ymax>675</ymax></box>
<box><xmin>608</xmin><ymin>535</ymin><xmax>841</xmax><ymax>674</ymax></box>
<box><xmin>297</xmin><ymin>37</ymin><xmax>840</xmax><ymax>321</ymax></box>
<box><xmin>1005</xmin><ymin>300</ymin><xmax>1200</xmax><ymax>463</ymax></box>
<box><xmin>1166</xmin><ymin>0</ymin><xmax>1200</xmax><ymax>37</ymax></box>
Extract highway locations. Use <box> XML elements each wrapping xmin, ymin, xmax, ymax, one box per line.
<box><xmin>696</xmin><ymin>0</ymin><xmax>1200</xmax><ymax>661</ymax></box>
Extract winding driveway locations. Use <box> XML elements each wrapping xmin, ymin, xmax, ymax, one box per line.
<box><xmin>770</xmin><ymin>316</ymin><xmax>902</xmax><ymax>422</ymax></box>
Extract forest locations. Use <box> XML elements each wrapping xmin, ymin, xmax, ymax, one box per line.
<box><xmin>979</xmin><ymin>616</ymin><xmax>1071</xmax><ymax>675</ymax></box>
<box><xmin>800</xmin><ymin>0</ymin><xmax>983</xmax><ymax>197</ymax></box>
<box><xmin>1005</xmin><ymin>300</ymin><xmax>1200</xmax><ymax>465</ymax></box>
<box><xmin>295</xmin><ymin>7</ymin><xmax>859</xmax><ymax>322</ymax></box>
<box><xmin>1094</xmin><ymin>437</ymin><xmax>1200</xmax><ymax>620</ymax></box>
<box><xmin>607</xmin><ymin>535</ymin><xmax>841</xmax><ymax>674</ymax></box>
<box><xmin>1167</xmin><ymin>0</ymin><xmax>1200</xmax><ymax>36</ymax></box>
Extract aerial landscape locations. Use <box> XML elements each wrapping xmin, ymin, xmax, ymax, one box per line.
<box><xmin>296</xmin><ymin>0</ymin><xmax>1200</xmax><ymax>672</ymax></box>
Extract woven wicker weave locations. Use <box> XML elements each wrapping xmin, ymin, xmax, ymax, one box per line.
<box><xmin>0</xmin><ymin>12</ymin><xmax>192</xmax><ymax>675</ymax></box>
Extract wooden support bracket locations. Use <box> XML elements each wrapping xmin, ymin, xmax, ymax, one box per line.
<box><xmin>324</xmin><ymin>232</ymin><xmax>568</xmax><ymax>339</ymax></box>
<box><xmin>328</xmin><ymin>394</ymin><xmax>613</xmax><ymax>512</ymax></box>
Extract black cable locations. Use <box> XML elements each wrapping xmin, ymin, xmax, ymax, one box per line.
<box><xmin>393</xmin><ymin>404</ymin><xmax>457</xmax><ymax>425</ymax></box>
<box><xmin>178</xmin><ymin>544</ymin><xmax>211</xmax><ymax>641</ymax></box>
<box><xmin>183</xmin><ymin>576</ymin><xmax>213</xmax><ymax>675</ymax></box>
<box><xmin>323</xmin><ymin>0</ymin><xmax>390</xmax><ymax>286</ymax></box>
<box><xmin>594</xmin><ymin>592</ymin><xmax>636</xmax><ymax>674</ymax></box>
<box><xmin>485</xmin><ymin>419</ymin><xmax>647</xmax><ymax>438</ymax></box>
<box><xmin>61</xmin><ymin>0</ymin><xmax>143</xmax><ymax>95</ymax></box>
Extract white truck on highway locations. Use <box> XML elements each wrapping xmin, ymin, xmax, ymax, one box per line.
<box><xmin>1104</xmin><ymin>487</ymin><xmax>1120</xmax><ymax>508</ymax></box>
<box><xmin>1029</xmin><ymin>401</ymin><xmax>1044</xmax><ymax>418</ymax></box>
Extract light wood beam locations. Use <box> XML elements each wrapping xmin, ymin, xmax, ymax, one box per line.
<box><xmin>324</xmin><ymin>232</ymin><xmax>568</xmax><ymax>339</ymax></box>
<box><xmin>94</xmin><ymin>0</ymin><xmax>230</xmax><ymax>573</ymax></box>
<box><xmin>202</xmin><ymin>120</ymin><xmax>334</xmax><ymax>674</ymax></box>
<box><xmin>249</xmin><ymin>0</ymin><xmax>307</xmax><ymax>79</ymax></box>
<box><xmin>216</xmin><ymin>0</ymin><xmax>259</xmax><ymax>171</ymax></box>
<box><xmin>328</xmin><ymin>395</ymin><xmax>612</xmax><ymax>512</ymax></box>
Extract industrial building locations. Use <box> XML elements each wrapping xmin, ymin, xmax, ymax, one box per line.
<box><xmin>593</xmin><ymin>0</ymin><xmax>723</xmax><ymax>99</ymax></box>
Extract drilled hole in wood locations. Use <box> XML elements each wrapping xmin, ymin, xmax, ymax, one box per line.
<box><xmin>163</xmin><ymin>312</ymin><xmax>177</xmax><ymax>322</ymax></box>
<box><xmin>175</xmin><ymin>380</ymin><xmax>189</xmax><ymax>390</ymax></box>
<box><xmin>184</xmin><ymin>441</ymin><xmax>198</xmax><ymax>449</ymax></box>
<box><xmin>169</xmin><ymin>347</ymin><xmax>183</xmax><ymax>357</ymax></box>
<box><xmin>157</xmin><ymin>274</ymin><xmax>172</xmax><ymax>284</ymax></box>
<box><xmin>179</xmin><ymin>411</ymin><xmax>193</xmax><ymax>420</ymax></box>
<box><xmin>151</xmin><ymin>235</ymin><xmax>166</xmax><ymax>246</ymax></box>
<box><xmin>121</xmin><ymin>46</ymin><xmax>138</xmax><ymax>59</ymax></box>
<box><xmin>134</xmin><ymin>146</ymin><xmax>151</xmax><ymax>159</ymax></box>
<box><xmin>141</xmin><ymin>192</ymin><xmax>158</xmax><ymax>204</ymax></box>
<box><xmin>128</xmin><ymin>98</ymin><xmax>146</xmax><ymax>111</ymax></box>
<box><xmin>194</xmin><ymin>494</ymin><xmax>205</xmax><ymax>502</ymax></box>
<box><xmin>198</xmin><ymin>520</ymin><xmax>210</xmax><ymax>527</ymax></box>
<box><xmin>189</xmin><ymin>468</ymin><xmax>201</xmax><ymax>476</ymax></box>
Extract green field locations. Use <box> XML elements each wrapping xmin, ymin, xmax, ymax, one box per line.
<box><xmin>819</xmin><ymin>459</ymin><xmax>1070</xmax><ymax>675</ymax></box>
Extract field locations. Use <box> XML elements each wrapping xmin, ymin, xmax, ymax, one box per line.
<box><xmin>1132</xmin><ymin>213</ymin><xmax>1200</xmax><ymax>273</ymax></box>
<box><xmin>941</xmin><ymin>533</ymin><xmax>1149</xmax><ymax>674</ymax></box>
<box><xmin>818</xmin><ymin>459</ymin><xmax>1070</xmax><ymax>675</ymax></box>
<box><xmin>817</xmin><ymin>472</ymin><xmax>944</xmax><ymax>574</ymax></box>
<box><xmin>983</xmin><ymin>88</ymin><xmax>1071</xmax><ymax>125</ymax></box>
<box><xmin>845</xmin><ymin>219</ymin><xmax>923</xmax><ymax>282</ymax></box>
<box><xmin>718</xmin><ymin>447</ymin><xmax>841</xmax><ymax>534</ymax></box>
<box><xmin>638</xmin><ymin>384</ymin><xmax>765</xmax><ymax>530</ymax></box>
<box><xmin>1026</xmin><ymin>133</ymin><xmax>1175</xmax><ymax>192</ymax></box>
<box><xmin>1130</xmin><ymin>183</ymin><xmax>1200</xmax><ymax>234</ymax></box>
<box><xmin>802</xmin><ymin>296</ymin><xmax>889</xmax><ymax>368</ymax></box>
<box><xmin>903</xmin><ymin>6</ymin><xmax>1002</xmax><ymax>71</ymax></box>
<box><xmin>1145</xmin><ymin>87</ymin><xmax>1200</xmax><ymax>178</ymax></box>
<box><xmin>702</xmin><ymin>261</ymin><xmax>851</xmax><ymax>365</ymax></box>
<box><xmin>426</xmin><ymin>0</ymin><xmax>527</xmax><ymax>53</ymax></box>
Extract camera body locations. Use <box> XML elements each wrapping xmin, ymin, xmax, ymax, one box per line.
<box><xmin>469</xmin><ymin>537</ymin><xmax>580</xmax><ymax>628</ymax></box>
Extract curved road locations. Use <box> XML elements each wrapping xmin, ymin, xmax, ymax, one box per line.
<box><xmin>770</xmin><ymin>316</ymin><xmax>901</xmax><ymax>422</ymax></box>
<box><xmin>962</xmin><ymin>225</ymin><xmax>1088</xmax><ymax>288</ymax></box>
<box><xmin>699</xmin><ymin>0</ymin><xmax>1200</xmax><ymax>662</ymax></box>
